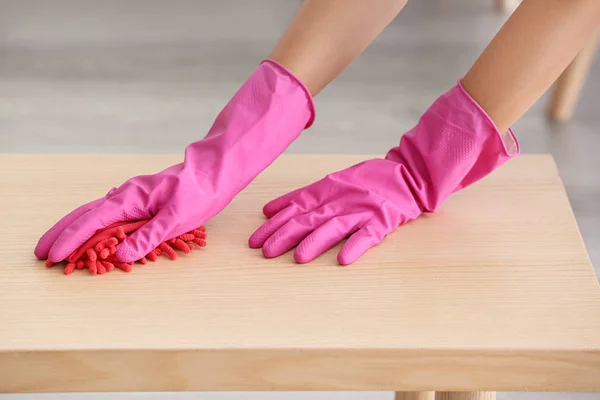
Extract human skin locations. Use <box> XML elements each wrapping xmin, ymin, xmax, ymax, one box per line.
<box><xmin>269</xmin><ymin>0</ymin><xmax>600</xmax><ymax>131</ymax></box>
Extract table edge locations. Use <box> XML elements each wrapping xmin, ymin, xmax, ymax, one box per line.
<box><xmin>2</xmin><ymin>347</ymin><xmax>599</xmax><ymax>392</ymax></box>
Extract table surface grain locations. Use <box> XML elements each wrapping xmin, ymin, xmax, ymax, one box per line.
<box><xmin>0</xmin><ymin>154</ymin><xmax>599</xmax><ymax>393</ymax></box>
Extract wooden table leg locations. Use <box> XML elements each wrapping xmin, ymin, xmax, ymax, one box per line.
<box><xmin>436</xmin><ymin>392</ymin><xmax>496</xmax><ymax>400</ymax></box>
<box><xmin>395</xmin><ymin>392</ymin><xmax>435</xmax><ymax>400</ymax></box>
<box><xmin>547</xmin><ymin>32</ymin><xmax>599</xmax><ymax>122</ymax></box>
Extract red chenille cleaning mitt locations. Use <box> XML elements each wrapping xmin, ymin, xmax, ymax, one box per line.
<box><xmin>44</xmin><ymin>220</ymin><xmax>207</xmax><ymax>275</ymax></box>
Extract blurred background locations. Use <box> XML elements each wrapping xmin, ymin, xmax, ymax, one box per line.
<box><xmin>1</xmin><ymin>0</ymin><xmax>599</xmax><ymax>399</ymax></box>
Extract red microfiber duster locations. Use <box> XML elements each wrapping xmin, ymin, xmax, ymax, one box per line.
<box><xmin>44</xmin><ymin>220</ymin><xmax>207</xmax><ymax>275</ymax></box>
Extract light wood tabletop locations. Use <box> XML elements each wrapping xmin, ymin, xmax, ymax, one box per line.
<box><xmin>0</xmin><ymin>154</ymin><xmax>599</xmax><ymax>393</ymax></box>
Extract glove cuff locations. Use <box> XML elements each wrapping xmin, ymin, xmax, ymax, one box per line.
<box><xmin>261</xmin><ymin>58</ymin><xmax>316</xmax><ymax>129</ymax></box>
<box><xmin>455</xmin><ymin>79</ymin><xmax>519</xmax><ymax>156</ymax></box>
<box><xmin>385</xmin><ymin>82</ymin><xmax>521</xmax><ymax>212</ymax></box>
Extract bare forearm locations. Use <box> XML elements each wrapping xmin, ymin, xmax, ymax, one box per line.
<box><xmin>462</xmin><ymin>0</ymin><xmax>600</xmax><ymax>133</ymax></box>
<box><xmin>269</xmin><ymin>0</ymin><xmax>408</xmax><ymax>96</ymax></box>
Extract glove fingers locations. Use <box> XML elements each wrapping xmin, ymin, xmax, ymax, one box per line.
<box><xmin>262</xmin><ymin>186</ymin><xmax>305</xmax><ymax>218</ymax></box>
<box><xmin>47</xmin><ymin>197</ymin><xmax>147</xmax><ymax>263</ymax></box>
<box><xmin>248</xmin><ymin>203</ymin><xmax>304</xmax><ymax>249</ymax></box>
<box><xmin>34</xmin><ymin>196</ymin><xmax>107</xmax><ymax>260</ymax></box>
<box><xmin>294</xmin><ymin>214</ymin><xmax>364</xmax><ymax>264</ymax></box>
<box><xmin>116</xmin><ymin>207</ymin><xmax>178</xmax><ymax>263</ymax></box>
<box><xmin>261</xmin><ymin>206</ymin><xmax>334</xmax><ymax>259</ymax></box>
<box><xmin>337</xmin><ymin>223</ymin><xmax>389</xmax><ymax>266</ymax></box>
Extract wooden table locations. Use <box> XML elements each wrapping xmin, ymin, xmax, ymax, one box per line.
<box><xmin>1</xmin><ymin>154</ymin><xmax>599</xmax><ymax>398</ymax></box>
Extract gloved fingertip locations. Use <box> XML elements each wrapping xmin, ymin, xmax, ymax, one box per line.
<box><xmin>115</xmin><ymin>240</ymin><xmax>141</xmax><ymax>263</ymax></box>
<box><xmin>34</xmin><ymin>245</ymin><xmax>48</xmax><ymax>261</ymax></box>
<box><xmin>261</xmin><ymin>246</ymin><xmax>276</xmax><ymax>259</ymax></box>
<box><xmin>248</xmin><ymin>237</ymin><xmax>260</xmax><ymax>249</ymax></box>
<box><xmin>293</xmin><ymin>251</ymin><xmax>313</xmax><ymax>264</ymax></box>
<box><xmin>262</xmin><ymin>241</ymin><xmax>287</xmax><ymax>258</ymax></box>
<box><xmin>337</xmin><ymin>251</ymin><xmax>357</xmax><ymax>266</ymax></box>
<box><xmin>262</xmin><ymin>204</ymin><xmax>276</xmax><ymax>218</ymax></box>
<box><xmin>248</xmin><ymin>230</ymin><xmax>268</xmax><ymax>249</ymax></box>
<box><xmin>34</xmin><ymin>233</ymin><xmax>52</xmax><ymax>259</ymax></box>
<box><xmin>47</xmin><ymin>246</ymin><xmax>68</xmax><ymax>264</ymax></box>
<box><xmin>294</xmin><ymin>243</ymin><xmax>321</xmax><ymax>264</ymax></box>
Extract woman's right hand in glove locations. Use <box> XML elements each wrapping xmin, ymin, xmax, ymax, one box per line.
<box><xmin>34</xmin><ymin>60</ymin><xmax>315</xmax><ymax>264</ymax></box>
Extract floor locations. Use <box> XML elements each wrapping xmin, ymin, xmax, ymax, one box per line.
<box><xmin>1</xmin><ymin>0</ymin><xmax>599</xmax><ymax>399</ymax></box>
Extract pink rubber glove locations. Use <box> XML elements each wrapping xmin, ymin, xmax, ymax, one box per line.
<box><xmin>249</xmin><ymin>82</ymin><xmax>519</xmax><ymax>265</ymax></box>
<box><xmin>35</xmin><ymin>59</ymin><xmax>315</xmax><ymax>263</ymax></box>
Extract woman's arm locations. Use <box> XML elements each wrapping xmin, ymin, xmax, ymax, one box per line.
<box><xmin>269</xmin><ymin>0</ymin><xmax>408</xmax><ymax>96</ymax></box>
<box><xmin>462</xmin><ymin>0</ymin><xmax>600</xmax><ymax>133</ymax></box>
